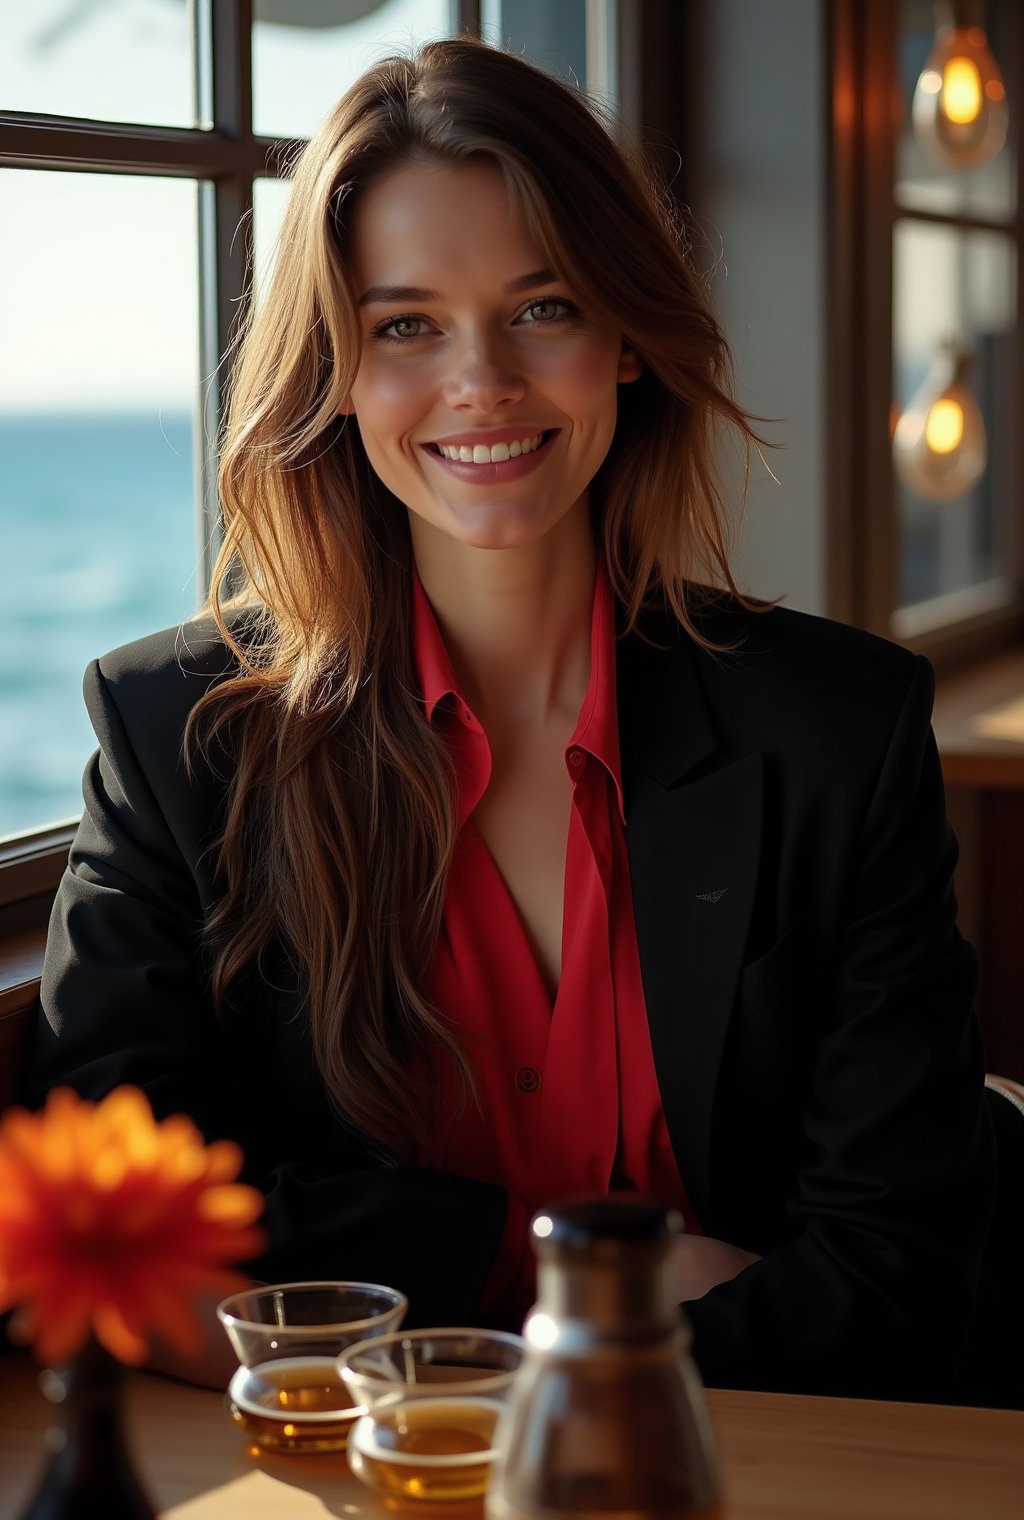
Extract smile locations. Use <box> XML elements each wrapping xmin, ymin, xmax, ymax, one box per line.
<box><xmin>419</xmin><ymin>428</ymin><xmax>553</xmax><ymax>462</ymax></box>
<box><xmin>420</xmin><ymin>429</ymin><xmax>560</xmax><ymax>481</ymax></box>
<box><xmin>430</xmin><ymin>431</ymin><xmax>549</xmax><ymax>463</ymax></box>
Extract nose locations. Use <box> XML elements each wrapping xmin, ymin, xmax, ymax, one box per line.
<box><xmin>442</xmin><ymin>330</ymin><xmax>526</xmax><ymax>413</ymax></box>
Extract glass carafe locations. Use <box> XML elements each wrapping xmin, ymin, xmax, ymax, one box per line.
<box><xmin>487</xmin><ymin>1196</ymin><xmax>722</xmax><ymax>1520</ymax></box>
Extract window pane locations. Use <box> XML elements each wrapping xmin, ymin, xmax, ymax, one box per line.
<box><xmin>0</xmin><ymin>171</ymin><xmax>200</xmax><ymax>840</ymax></box>
<box><xmin>253</xmin><ymin>176</ymin><xmax>294</xmax><ymax>304</ymax></box>
<box><xmin>252</xmin><ymin>0</ymin><xmax>456</xmax><ymax>141</ymax></box>
<box><xmin>0</xmin><ymin>0</ymin><xmax>196</xmax><ymax>128</ymax></box>
<box><xmin>896</xmin><ymin>0</ymin><xmax>1016</xmax><ymax>221</ymax></box>
<box><xmin>893</xmin><ymin>220</ymin><xmax>1017</xmax><ymax>611</ymax></box>
<box><xmin>481</xmin><ymin>0</ymin><xmax>588</xmax><ymax>89</ymax></box>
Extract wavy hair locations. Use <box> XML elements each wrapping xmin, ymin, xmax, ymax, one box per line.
<box><xmin>190</xmin><ymin>36</ymin><xmax>765</xmax><ymax>1162</ymax></box>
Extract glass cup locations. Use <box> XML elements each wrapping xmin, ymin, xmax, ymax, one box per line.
<box><xmin>216</xmin><ymin>1280</ymin><xmax>407</xmax><ymax>1453</ymax></box>
<box><xmin>339</xmin><ymin>1328</ymin><xmax>525</xmax><ymax>1503</ymax></box>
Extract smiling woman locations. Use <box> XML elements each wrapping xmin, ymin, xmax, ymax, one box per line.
<box><xmin>343</xmin><ymin>159</ymin><xmax>642</xmax><ymax>555</ymax></box>
<box><xmin>25</xmin><ymin>36</ymin><xmax>1000</xmax><ymax>1408</ymax></box>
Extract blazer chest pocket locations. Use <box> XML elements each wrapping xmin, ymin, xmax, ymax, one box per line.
<box><xmin>736</xmin><ymin>918</ymin><xmax>803</xmax><ymax>1017</ymax></box>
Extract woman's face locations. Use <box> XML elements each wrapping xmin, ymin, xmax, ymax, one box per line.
<box><xmin>342</xmin><ymin>158</ymin><xmax>641</xmax><ymax>554</ymax></box>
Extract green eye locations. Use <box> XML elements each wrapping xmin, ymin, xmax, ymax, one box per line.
<box><xmin>520</xmin><ymin>297</ymin><xmax>580</xmax><ymax>326</ymax></box>
<box><xmin>371</xmin><ymin>314</ymin><xmax>431</xmax><ymax>342</ymax></box>
<box><xmin>524</xmin><ymin>299</ymin><xmax>563</xmax><ymax>322</ymax></box>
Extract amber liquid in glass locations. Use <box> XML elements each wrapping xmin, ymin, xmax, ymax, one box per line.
<box><xmin>227</xmin><ymin>1356</ymin><xmax>358</xmax><ymax>1453</ymax></box>
<box><xmin>348</xmin><ymin>1396</ymin><xmax>502</xmax><ymax>1501</ymax></box>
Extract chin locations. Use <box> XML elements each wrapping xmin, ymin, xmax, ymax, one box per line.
<box><xmin>436</xmin><ymin>503</ymin><xmax>561</xmax><ymax>552</ymax></box>
<box><xmin>456</xmin><ymin>523</ymin><xmax>555</xmax><ymax>552</ymax></box>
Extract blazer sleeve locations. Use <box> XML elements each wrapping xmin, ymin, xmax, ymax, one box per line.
<box><xmin>685</xmin><ymin>656</ymin><xmax>995</xmax><ymax>1401</ymax></box>
<box><xmin>26</xmin><ymin>656</ymin><xmax>512</xmax><ymax>1329</ymax></box>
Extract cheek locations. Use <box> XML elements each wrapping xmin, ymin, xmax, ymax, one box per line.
<box><xmin>546</xmin><ymin>343</ymin><xmax>622</xmax><ymax>423</ymax></box>
<box><xmin>350</xmin><ymin>362</ymin><xmax>431</xmax><ymax>440</ymax></box>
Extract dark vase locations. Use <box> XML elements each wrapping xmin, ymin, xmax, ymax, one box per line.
<box><xmin>19</xmin><ymin>1338</ymin><xmax>157</xmax><ymax>1519</ymax></box>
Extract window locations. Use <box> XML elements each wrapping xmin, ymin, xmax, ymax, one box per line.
<box><xmin>831</xmin><ymin>0</ymin><xmax>1023</xmax><ymax>664</ymax></box>
<box><xmin>1</xmin><ymin>170</ymin><xmax>200</xmax><ymax>841</ymax></box>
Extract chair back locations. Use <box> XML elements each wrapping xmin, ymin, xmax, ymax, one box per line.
<box><xmin>963</xmin><ymin>1076</ymin><xmax>1024</xmax><ymax>1409</ymax></box>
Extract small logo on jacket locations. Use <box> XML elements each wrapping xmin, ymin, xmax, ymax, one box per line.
<box><xmin>694</xmin><ymin>888</ymin><xmax>728</xmax><ymax>904</ymax></box>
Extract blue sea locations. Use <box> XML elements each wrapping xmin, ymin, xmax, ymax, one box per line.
<box><xmin>1</xmin><ymin>413</ymin><xmax>200</xmax><ymax>839</ymax></box>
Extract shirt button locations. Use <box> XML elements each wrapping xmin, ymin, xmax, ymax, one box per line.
<box><xmin>568</xmin><ymin>748</ymin><xmax>584</xmax><ymax>768</ymax></box>
<box><xmin>514</xmin><ymin>1066</ymin><xmax>542</xmax><ymax>1094</ymax></box>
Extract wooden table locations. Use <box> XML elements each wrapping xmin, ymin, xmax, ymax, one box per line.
<box><xmin>1</xmin><ymin>1357</ymin><xmax>1022</xmax><ymax>1519</ymax></box>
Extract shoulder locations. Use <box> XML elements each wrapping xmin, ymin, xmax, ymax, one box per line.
<box><xmin>85</xmin><ymin>616</ymin><xmax>245</xmax><ymax>783</ymax></box>
<box><xmin>688</xmin><ymin>592</ymin><xmax>927</xmax><ymax>708</ymax></box>
<box><xmin>94</xmin><ymin>615</ymin><xmax>239</xmax><ymax>699</ymax></box>
<box><xmin>633</xmin><ymin>591</ymin><xmax>933</xmax><ymax>772</ymax></box>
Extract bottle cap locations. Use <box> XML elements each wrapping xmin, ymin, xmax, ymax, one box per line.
<box><xmin>531</xmin><ymin>1194</ymin><xmax>682</xmax><ymax>1253</ymax></box>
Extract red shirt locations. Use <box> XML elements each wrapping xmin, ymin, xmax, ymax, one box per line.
<box><xmin>412</xmin><ymin>564</ymin><xmax>698</xmax><ymax>1317</ymax></box>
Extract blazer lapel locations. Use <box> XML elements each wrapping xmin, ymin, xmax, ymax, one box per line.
<box><xmin>618</xmin><ymin>621</ymin><xmax>763</xmax><ymax>1229</ymax></box>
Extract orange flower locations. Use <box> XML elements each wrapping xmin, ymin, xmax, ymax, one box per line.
<box><xmin>0</xmin><ymin>1086</ymin><xmax>266</xmax><ymax>1367</ymax></box>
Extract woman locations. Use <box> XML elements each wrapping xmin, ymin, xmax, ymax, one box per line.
<box><xmin>28</xmin><ymin>37</ymin><xmax>993</xmax><ymax>1402</ymax></box>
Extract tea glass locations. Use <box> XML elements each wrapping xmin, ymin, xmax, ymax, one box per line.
<box><xmin>216</xmin><ymin>1280</ymin><xmax>407</xmax><ymax>1453</ymax></box>
<box><xmin>339</xmin><ymin>1327</ymin><xmax>525</xmax><ymax>1502</ymax></box>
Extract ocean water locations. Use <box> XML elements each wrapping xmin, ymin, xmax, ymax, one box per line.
<box><xmin>1</xmin><ymin>412</ymin><xmax>200</xmax><ymax>839</ymax></box>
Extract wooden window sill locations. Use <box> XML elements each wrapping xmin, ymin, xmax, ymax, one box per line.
<box><xmin>0</xmin><ymin>895</ymin><xmax>47</xmax><ymax>1110</ymax></box>
<box><xmin>0</xmin><ymin>895</ymin><xmax>48</xmax><ymax>1017</ymax></box>
<box><xmin>932</xmin><ymin>644</ymin><xmax>1024</xmax><ymax>790</ymax></box>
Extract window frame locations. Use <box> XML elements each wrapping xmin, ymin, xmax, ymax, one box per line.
<box><xmin>828</xmin><ymin>0</ymin><xmax>1024</xmax><ymax>662</ymax></box>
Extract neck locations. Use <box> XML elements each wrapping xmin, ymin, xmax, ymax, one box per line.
<box><xmin>410</xmin><ymin>503</ymin><xmax>597</xmax><ymax>733</ymax></box>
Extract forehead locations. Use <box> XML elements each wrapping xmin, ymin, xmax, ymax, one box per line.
<box><xmin>348</xmin><ymin>159</ymin><xmax>545</xmax><ymax>290</ymax></box>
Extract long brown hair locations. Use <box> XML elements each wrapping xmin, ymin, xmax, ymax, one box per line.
<box><xmin>191</xmin><ymin>36</ymin><xmax>764</xmax><ymax>1162</ymax></box>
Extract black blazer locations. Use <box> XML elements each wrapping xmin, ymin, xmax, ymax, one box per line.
<box><xmin>26</xmin><ymin>596</ymin><xmax>994</xmax><ymax>1401</ymax></box>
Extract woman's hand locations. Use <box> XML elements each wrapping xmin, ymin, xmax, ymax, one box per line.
<box><xmin>146</xmin><ymin>1284</ymin><xmax>253</xmax><ymax>1390</ymax></box>
<box><xmin>670</xmin><ymin>1234</ymin><xmax>761</xmax><ymax>1303</ymax></box>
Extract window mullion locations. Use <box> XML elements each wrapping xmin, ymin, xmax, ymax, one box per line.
<box><xmin>457</xmin><ymin>1</ymin><xmax>482</xmax><ymax>35</ymax></box>
<box><xmin>0</xmin><ymin>116</ymin><xmax>262</xmax><ymax>176</ymax></box>
<box><xmin>195</xmin><ymin>0</ymin><xmax>255</xmax><ymax>600</ymax></box>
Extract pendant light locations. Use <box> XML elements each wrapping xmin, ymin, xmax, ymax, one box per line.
<box><xmin>893</xmin><ymin>338</ymin><xmax>988</xmax><ymax>501</ymax></box>
<box><xmin>912</xmin><ymin>1</ymin><xmax>1009</xmax><ymax>169</ymax></box>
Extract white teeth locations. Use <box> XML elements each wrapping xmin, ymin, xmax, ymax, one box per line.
<box><xmin>435</xmin><ymin>433</ymin><xmax>544</xmax><ymax>462</ymax></box>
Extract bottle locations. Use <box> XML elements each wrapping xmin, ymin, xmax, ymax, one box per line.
<box><xmin>486</xmin><ymin>1196</ymin><xmax>722</xmax><ymax>1520</ymax></box>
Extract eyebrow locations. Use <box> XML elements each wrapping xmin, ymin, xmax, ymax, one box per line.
<box><xmin>357</xmin><ymin>267</ymin><xmax>557</xmax><ymax>307</ymax></box>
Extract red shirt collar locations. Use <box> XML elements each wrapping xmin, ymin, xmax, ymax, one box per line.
<box><xmin>410</xmin><ymin>570</ymin><xmax>462</xmax><ymax>725</ymax></box>
<box><xmin>411</xmin><ymin>562</ymin><xmax>625</xmax><ymax>823</ymax></box>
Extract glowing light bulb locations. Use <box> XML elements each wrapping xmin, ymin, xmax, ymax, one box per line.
<box><xmin>893</xmin><ymin>341</ymin><xmax>987</xmax><ymax>502</ymax></box>
<box><xmin>924</xmin><ymin>398</ymin><xmax>965</xmax><ymax>453</ymax></box>
<box><xmin>942</xmin><ymin>56</ymin><xmax>982</xmax><ymax>124</ymax></box>
<box><xmin>912</xmin><ymin>15</ymin><xmax>1008</xmax><ymax>168</ymax></box>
